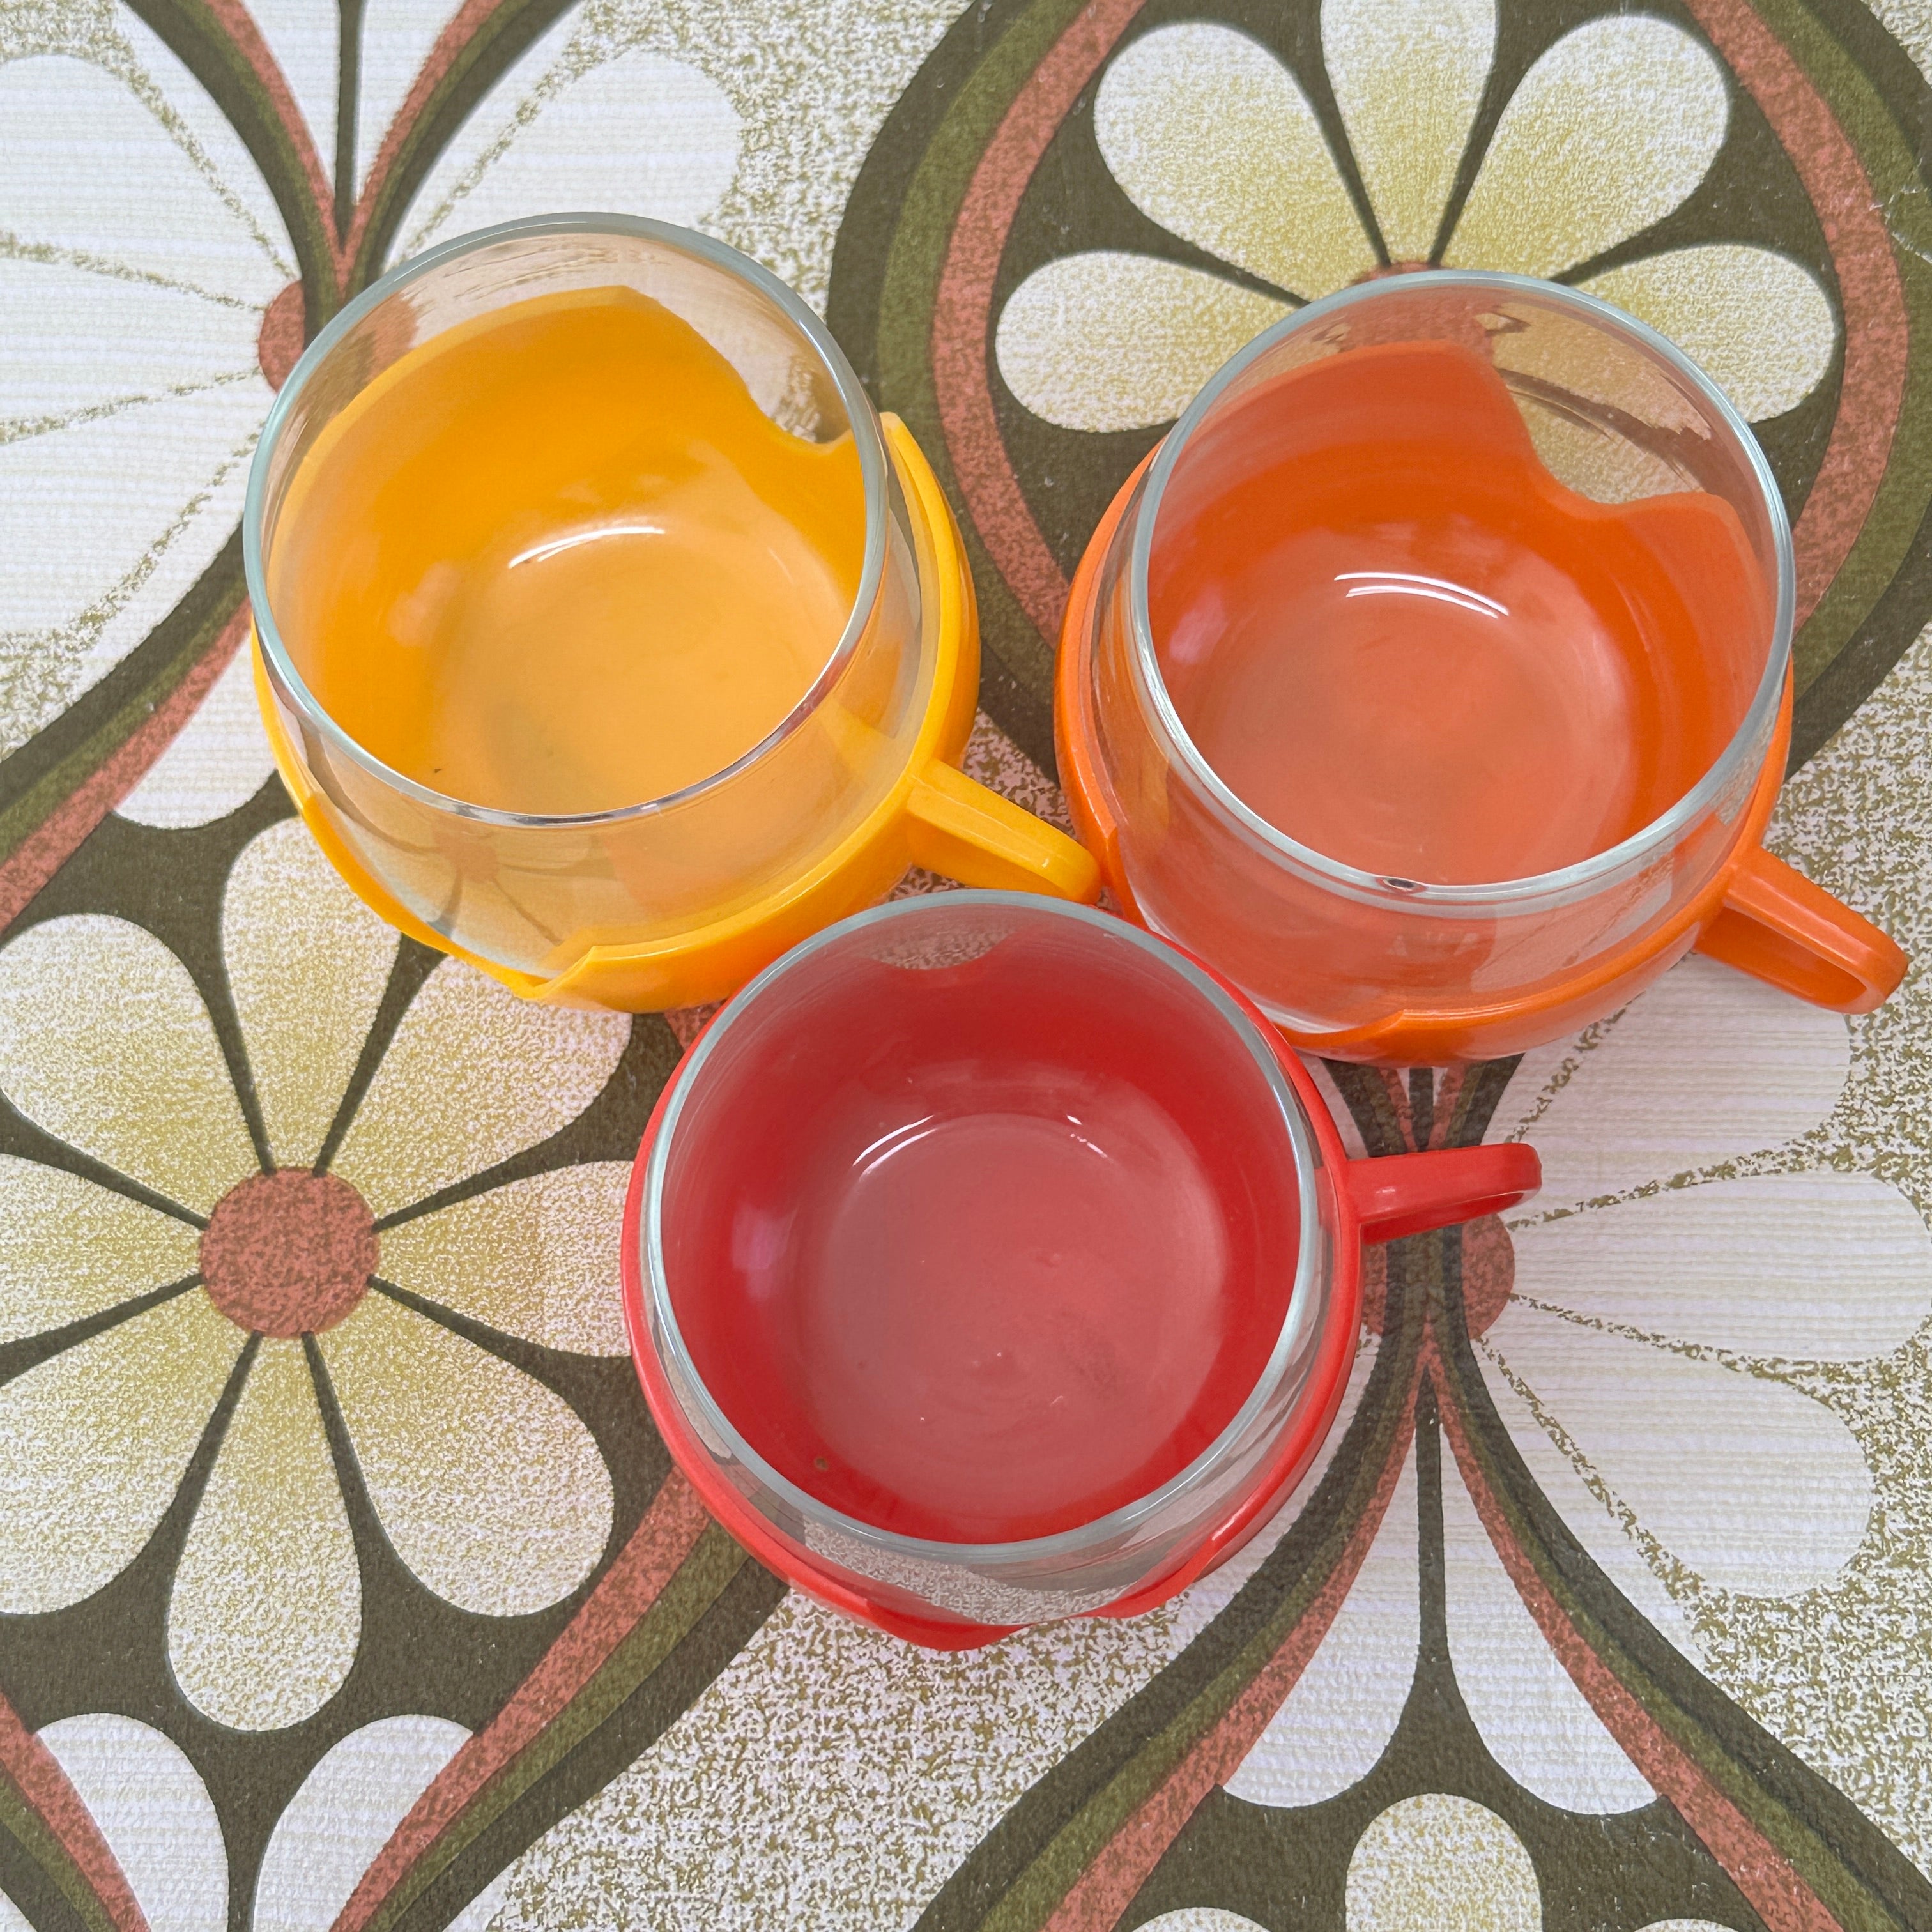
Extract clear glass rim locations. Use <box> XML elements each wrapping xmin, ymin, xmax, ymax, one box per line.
<box><xmin>641</xmin><ymin>891</ymin><xmax>1330</xmax><ymax>1567</ymax></box>
<box><xmin>1126</xmin><ymin>268</ymin><xmax>1797</xmax><ymax>908</ymax></box>
<box><xmin>243</xmin><ymin>212</ymin><xmax>891</xmax><ymax>831</ymax></box>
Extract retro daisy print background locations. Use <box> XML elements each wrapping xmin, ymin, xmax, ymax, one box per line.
<box><xmin>3</xmin><ymin>0</ymin><xmax>1932</xmax><ymax>1926</ymax></box>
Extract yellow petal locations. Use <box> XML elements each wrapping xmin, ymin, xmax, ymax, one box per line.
<box><xmin>332</xmin><ymin>960</ymin><xmax>629</xmax><ymax>1219</ymax></box>
<box><xmin>1578</xmin><ymin>243</ymin><xmax>1836</xmax><ymax>423</ymax></box>
<box><xmin>0</xmin><ymin>915</ymin><xmax>256</xmax><ymax>1213</ymax></box>
<box><xmin>0</xmin><ymin>1153</ymin><xmax>198</xmax><ymax>1341</ymax></box>
<box><xmin>1446</xmin><ymin>15</ymin><xmax>1727</xmax><ymax>279</ymax></box>
<box><xmin>379</xmin><ymin>1162</ymin><xmax>633</xmax><ymax>1355</ymax></box>
<box><xmin>319</xmin><ymin>1294</ymin><xmax>611</xmax><ymax>1613</ymax></box>
<box><xmin>1095</xmin><ymin>22</ymin><xmax>1373</xmax><ymax>300</ymax></box>
<box><xmin>1346</xmin><ymin>1794</ymin><xmax>1541</xmax><ymax>1931</ymax></box>
<box><xmin>0</xmin><ymin>1291</ymin><xmax>241</xmax><ymax>1611</ymax></box>
<box><xmin>1489</xmin><ymin>300</ymin><xmax>1719</xmax><ymax>502</ymax></box>
<box><xmin>995</xmin><ymin>252</ymin><xmax>1289</xmax><ymax>432</ymax></box>
<box><xmin>168</xmin><ymin>1338</ymin><xmax>358</xmax><ymax>1730</ymax></box>
<box><xmin>223</xmin><ymin>816</ymin><xmax>400</xmax><ymax>1170</ymax></box>
<box><xmin>1513</xmin><ymin>398</ymin><xmax>1690</xmax><ymax>506</ymax></box>
<box><xmin>1324</xmin><ymin>0</ymin><xmax>1495</xmax><ymax>262</ymax></box>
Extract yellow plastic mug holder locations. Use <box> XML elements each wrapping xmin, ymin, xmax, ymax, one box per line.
<box><xmin>257</xmin><ymin>415</ymin><xmax>1100</xmax><ymax>1011</ymax></box>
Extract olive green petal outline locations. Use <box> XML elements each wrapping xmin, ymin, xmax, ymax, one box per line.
<box><xmin>832</xmin><ymin>0</ymin><xmax>1096</xmax><ymax>770</ymax></box>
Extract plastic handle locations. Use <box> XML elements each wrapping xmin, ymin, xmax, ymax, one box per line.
<box><xmin>906</xmin><ymin>760</ymin><xmax>1102</xmax><ymax>901</ymax></box>
<box><xmin>1344</xmin><ymin>1145</ymin><xmax>1542</xmax><ymax>1245</ymax></box>
<box><xmin>1695</xmin><ymin>846</ymin><xmax>1906</xmax><ymax>1016</ymax></box>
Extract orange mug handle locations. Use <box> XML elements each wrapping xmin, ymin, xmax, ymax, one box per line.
<box><xmin>1345</xmin><ymin>1146</ymin><xmax>1542</xmax><ymax>1245</ymax></box>
<box><xmin>1696</xmin><ymin>847</ymin><xmax>1906</xmax><ymax>1016</ymax></box>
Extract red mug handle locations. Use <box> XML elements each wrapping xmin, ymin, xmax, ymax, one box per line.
<box><xmin>1344</xmin><ymin>1145</ymin><xmax>1542</xmax><ymax>1245</ymax></box>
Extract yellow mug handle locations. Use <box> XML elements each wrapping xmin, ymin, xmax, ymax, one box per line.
<box><xmin>878</xmin><ymin>415</ymin><xmax>1100</xmax><ymax>904</ymax></box>
<box><xmin>907</xmin><ymin>761</ymin><xmax>1098</xmax><ymax>898</ymax></box>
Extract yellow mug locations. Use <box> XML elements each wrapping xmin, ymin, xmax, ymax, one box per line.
<box><xmin>245</xmin><ymin>216</ymin><xmax>1098</xmax><ymax>1011</ymax></box>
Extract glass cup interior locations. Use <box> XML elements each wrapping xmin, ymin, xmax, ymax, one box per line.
<box><xmin>247</xmin><ymin>217</ymin><xmax>931</xmax><ymax>977</ymax></box>
<box><xmin>1140</xmin><ymin>273</ymin><xmax>1789</xmax><ymax>890</ymax></box>
<box><xmin>643</xmin><ymin>893</ymin><xmax>1333</xmax><ymax>1614</ymax></box>
<box><xmin>1086</xmin><ymin>272</ymin><xmax>1795</xmax><ymax>1034</ymax></box>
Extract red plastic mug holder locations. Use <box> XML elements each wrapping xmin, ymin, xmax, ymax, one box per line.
<box><xmin>619</xmin><ymin>923</ymin><xmax>1538</xmax><ymax>1649</ymax></box>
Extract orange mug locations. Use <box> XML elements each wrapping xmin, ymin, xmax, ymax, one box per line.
<box><xmin>1057</xmin><ymin>272</ymin><xmax>1905</xmax><ymax>1064</ymax></box>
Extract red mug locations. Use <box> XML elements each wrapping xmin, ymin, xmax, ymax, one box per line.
<box><xmin>620</xmin><ymin>891</ymin><xmax>1538</xmax><ymax>1646</ymax></box>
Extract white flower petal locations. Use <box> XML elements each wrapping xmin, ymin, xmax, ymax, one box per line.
<box><xmin>36</xmin><ymin>1713</ymin><xmax>225</xmax><ymax>1932</ymax></box>
<box><xmin>1226</xmin><ymin>1438</ymin><xmax>1419</xmax><ymax>1807</ymax></box>
<box><xmin>332</xmin><ymin>958</ymin><xmax>628</xmax><ymax>1218</ymax></box>
<box><xmin>379</xmin><ymin>1162</ymin><xmax>633</xmax><ymax>1354</ymax></box>
<box><xmin>0</xmin><ymin>12</ymin><xmax>286</xmax><ymax>753</ymax></box>
<box><xmin>1442</xmin><ymin>1451</ymin><xmax>1653</xmax><ymax>1813</ymax></box>
<box><xmin>395</xmin><ymin>26</ymin><xmax>741</xmax><ymax>261</ymax></box>
<box><xmin>0</xmin><ymin>376</ymin><xmax>271</xmax><ymax>744</ymax></box>
<box><xmin>995</xmin><ymin>252</ymin><xmax>1289</xmax><ymax>433</ymax></box>
<box><xmin>319</xmin><ymin>1293</ymin><xmax>611</xmax><ymax>1614</ymax></box>
<box><xmin>0</xmin><ymin>24</ymin><xmax>289</xmax><ymax>301</ymax></box>
<box><xmin>0</xmin><ymin>914</ymin><xmax>257</xmax><ymax>1213</ymax></box>
<box><xmin>1446</xmin><ymin>15</ymin><xmax>1728</xmax><ymax>278</ymax></box>
<box><xmin>1500</xmin><ymin>956</ymin><xmax>1850</xmax><ymax>1217</ymax></box>
<box><xmin>168</xmin><ymin>1338</ymin><xmax>358</xmax><ymax>1731</ymax></box>
<box><xmin>1323</xmin><ymin>0</ymin><xmax>1495</xmax><ymax>262</ymax></box>
<box><xmin>253</xmin><ymin>1714</ymin><xmax>479</xmax><ymax>1932</ymax></box>
<box><xmin>0</xmin><ymin>259</ymin><xmax>257</xmax><ymax>427</ymax></box>
<box><xmin>0</xmin><ymin>1153</ymin><xmax>199</xmax><ymax>1341</ymax></box>
<box><xmin>249</xmin><ymin>0</ymin><xmax>337</xmax><ymax>185</ymax></box>
<box><xmin>223</xmin><ymin>817</ymin><xmax>400</xmax><ymax>1170</ymax></box>
<box><xmin>1512</xmin><ymin>1171</ymin><xmax>1932</xmax><ymax>1362</ymax></box>
<box><xmin>1483</xmin><ymin>1305</ymin><xmax>1872</xmax><ymax>1594</ymax></box>
<box><xmin>1346</xmin><ymin>1794</ymin><xmax>1539</xmax><ymax>1932</ymax></box>
<box><xmin>1139</xmin><ymin>1915</ymin><xmax>1269</xmax><ymax>1932</ymax></box>
<box><xmin>1094</xmin><ymin>22</ymin><xmax>1374</xmax><ymax>300</ymax></box>
<box><xmin>1579</xmin><ymin>244</ymin><xmax>1836</xmax><ymax>424</ymax></box>
<box><xmin>0</xmin><ymin>1290</ymin><xmax>240</xmax><ymax>1611</ymax></box>
<box><xmin>1477</xmin><ymin>1348</ymin><xmax>1702</xmax><ymax>1660</ymax></box>
<box><xmin>116</xmin><ymin>644</ymin><xmax>277</xmax><ymax>829</ymax></box>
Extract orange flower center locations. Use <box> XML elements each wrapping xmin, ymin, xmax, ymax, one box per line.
<box><xmin>200</xmin><ymin>1170</ymin><xmax>376</xmax><ymax>1338</ymax></box>
<box><xmin>257</xmin><ymin>280</ymin><xmax>305</xmax><ymax>390</ymax></box>
<box><xmin>1361</xmin><ymin>1216</ymin><xmax>1515</xmax><ymax>1338</ymax></box>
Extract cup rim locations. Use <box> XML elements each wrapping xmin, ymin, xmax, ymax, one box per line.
<box><xmin>639</xmin><ymin>891</ymin><xmax>1333</xmax><ymax>1567</ymax></box>
<box><xmin>243</xmin><ymin>212</ymin><xmax>892</xmax><ymax>830</ymax></box>
<box><xmin>1124</xmin><ymin>267</ymin><xmax>1797</xmax><ymax>908</ymax></box>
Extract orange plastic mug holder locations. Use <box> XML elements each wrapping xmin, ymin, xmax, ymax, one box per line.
<box><xmin>1056</xmin><ymin>452</ymin><xmax>1906</xmax><ymax>1065</ymax></box>
<box><xmin>620</xmin><ymin>981</ymin><xmax>1541</xmax><ymax>1650</ymax></box>
<box><xmin>257</xmin><ymin>415</ymin><xmax>1100</xmax><ymax>1012</ymax></box>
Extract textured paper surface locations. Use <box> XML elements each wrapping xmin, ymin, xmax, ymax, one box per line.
<box><xmin>2</xmin><ymin>1</ymin><xmax>1931</xmax><ymax>1926</ymax></box>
